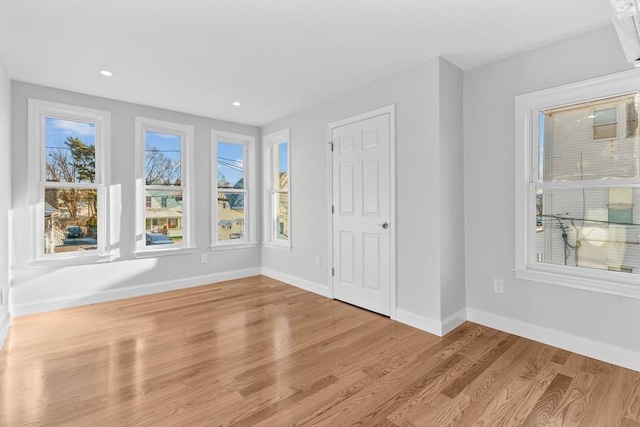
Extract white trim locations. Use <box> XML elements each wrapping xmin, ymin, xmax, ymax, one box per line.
<box><xmin>327</xmin><ymin>104</ymin><xmax>397</xmax><ymax>319</ymax></box>
<box><xmin>0</xmin><ymin>312</ymin><xmax>11</xmax><ymax>351</ymax></box>
<box><xmin>27</xmin><ymin>99</ymin><xmax>112</xmax><ymax>264</ymax></box>
<box><xmin>393</xmin><ymin>307</ymin><xmax>467</xmax><ymax>337</ymax></box>
<box><xmin>211</xmin><ymin>130</ymin><xmax>257</xmax><ymax>248</ymax></box>
<box><xmin>467</xmin><ymin>308</ymin><xmax>640</xmax><ymax>372</ymax></box>
<box><xmin>514</xmin><ymin>266</ymin><xmax>640</xmax><ymax>299</ymax></box>
<box><xmin>262</xmin><ymin>128</ymin><xmax>292</xmax><ymax>249</ymax></box>
<box><xmin>133</xmin><ymin>246</ymin><xmax>196</xmax><ymax>258</ymax></box>
<box><xmin>134</xmin><ymin>117</ymin><xmax>194</xmax><ymax>254</ymax></box>
<box><xmin>515</xmin><ymin>69</ymin><xmax>640</xmax><ymax>297</ymax></box>
<box><xmin>210</xmin><ymin>242</ymin><xmax>257</xmax><ymax>251</ymax></box>
<box><xmin>441</xmin><ymin>308</ymin><xmax>468</xmax><ymax>335</ymax></box>
<box><xmin>27</xmin><ymin>252</ymin><xmax>115</xmax><ymax>269</ymax></box>
<box><xmin>394</xmin><ymin>308</ymin><xmax>443</xmax><ymax>336</ymax></box>
<box><xmin>262</xmin><ymin>241</ymin><xmax>292</xmax><ymax>251</ymax></box>
<box><xmin>261</xmin><ymin>267</ymin><xmax>331</xmax><ymax>298</ymax></box>
<box><xmin>12</xmin><ymin>268</ymin><xmax>262</xmax><ymax>317</ymax></box>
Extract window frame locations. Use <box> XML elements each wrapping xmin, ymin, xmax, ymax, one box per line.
<box><xmin>134</xmin><ymin>117</ymin><xmax>195</xmax><ymax>257</ymax></box>
<box><xmin>263</xmin><ymin>128</ymin><xmax>291</xmax><ymax>250</ymax></box>
<box><xmin>27</xmin><ymin>99</ymin><xmax>112</xmax><ymax>267</ymax></box>
<box><xmin>210</xmin><ymin>130</ymin><xmax>257</xmax><ymax>250</ymax></box>
<box><xmin>514</xmin><ymin>69</ymin><xmax>640</xmax><ymax>299</ymax></box>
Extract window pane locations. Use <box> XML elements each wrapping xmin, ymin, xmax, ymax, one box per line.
<box><xmin>593</xmin><ymin>123</ymin><xmax>617</xmax><ymax>140</ymax></box>
<box><xmin>145</xmin><ymin>189</ymin><xmax>182</xmax><ymax>245</ymax></box>
<box><xmin>275</xmin><ymin>191</ymin><xmax>289</xmax><ymax>240</ymax></box>
<box><xmin>217</xmin><ymin>142</ymin><xmax>244</xmax><ymax>189</ymax></box>
<box><xmin>44</xmin><ymin>188</ymin><xmax>98</xmax><ymax>253</ymax></box>
<box><xmin>539</xmin><ymin>93</ymin><xmax>639</xmax><ymax>181</ymax></box>
<box><xmin>45</xmin><ymin>117</ymin><xmax>96</xmax><ymax>183</ymax></box>
<box><xmin>145</xmin><ymin>131</ymin><xmax>181</xmax><ymax>186</ymax></box>
<box><xmin>216</xmin><ymin>191</ymin><xmax>245</xmax><ymax>240</ymax></box>
<box><xmin>535</xmin><ymin>187</ymin><xmax>639</xmax><ymax>275</ymax></box>
<box><xmin>275</xmin><ymin>142</ymin><xmax>288</xmax><ymax>189</ymax></box>
<box><xmin>593</xmin><ymin>107</ymin><xmax>617</xmax><ymax>125</ymax></box>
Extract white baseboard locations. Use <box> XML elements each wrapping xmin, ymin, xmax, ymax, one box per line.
<box><xmin>261</xmin><ymin>268</ymin><xmax>331</xmax><ymax>298</ymax></box>
<box><xmin>0</xmin><ymin>312</ymin><xmax>11</xmax><ymax>351</ymax></box>
<box><xmin>394</xmin><ymin>308</ymin><xmax>443</xmax><ymax>336</ymax></box>
<box><xmin>12</xmin><ymin>267</ymin><xmax>262</xmax><ymax>317</ymax></box>
<box><xmin>441</xmin><ymin>308</ymin><xmax>468</xmax><ymax>335</ymax></box>
<box><xmin>393</xmin><ymin>307</ymin><xmax>466</xmax><ymax>337</ymax></box>
<box><xmin>467</xmin><ymin>308</ymin><xmax>640</xmax><ymax>372</ymax></box>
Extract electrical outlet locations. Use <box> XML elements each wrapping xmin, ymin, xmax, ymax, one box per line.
<box><xmin>493</xmin><ymin>279</ymin><xmax>504</xmax><ymax>294</ymax></box>
<box><xmin>200</xmin><ymin>254</ymin><xmax>208</xmax><ymax>264</ymax></box>
<box><xmin>315</xmin><ymin>256</ymin><xmax>321</xmax><ymax>268</ymax></box>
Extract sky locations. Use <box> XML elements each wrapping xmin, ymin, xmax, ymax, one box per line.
<box><xmin>217</xmin><ymin>141</ymin><xmax>244</xmax><ymax>187</ymax></box>
<box><xmin>46</xmin><ymin>117</ymin><xmax>96</xmax><ymax>149</ymax></box>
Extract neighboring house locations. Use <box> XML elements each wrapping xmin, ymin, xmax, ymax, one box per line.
<box><xmin>277</xmin><ymin>172</ymin><xmax>289</xmax><ymax>239</ymax></box>
<box><xmin>44</xmin><ymin>202</ymin><xmax>63</xmax><ymax>253</ymax></box>
<box><xmin>145</xmin><ymin>190</ymin><xmax>183</xmax><ymax>239</ymax></box>
<box><xmin>537</xmin><ymin>93</ymin><xmax>640</xmax><ymax>273</ymax></box>
<box><xmin>217</xmin><ymin>178</ymin><xmax>245</xmax><ymax>240</ymax></box>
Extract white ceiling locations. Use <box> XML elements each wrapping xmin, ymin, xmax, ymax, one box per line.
<box><xmin>0</xmin><ymin>0</ymin><xmax>613</xmax><ymax>126</ymax></box>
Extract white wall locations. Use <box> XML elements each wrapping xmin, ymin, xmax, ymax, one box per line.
<box><xmin>10</xmin><ymin>82</ymin><xmax>262</xmax><ymax>314</ymax></box>
<box><xmin>262</xmin><ymin>57</ymin><xmax>466</xmax><ymax>325</ymax></box>
<box><xmin>0</xmin><ymin>55</ymin><xmax>11</xmax><ymax>343</ymax></box>
<box><xmin>464</xmin><ymin>24</ymin><xmax>640</xmax><ymax>353</ymax></box>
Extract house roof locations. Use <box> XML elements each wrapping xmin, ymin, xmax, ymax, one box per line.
<box><xmin>145</xmin><ymin>208</ymin><xmax>182</xmax><ymax>219</ymax></box>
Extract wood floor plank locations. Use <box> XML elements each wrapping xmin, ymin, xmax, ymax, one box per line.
<box><xmin>0</xmin><ymin>275</ymin><xmax>636</xmax><ymax>426</ymax></box>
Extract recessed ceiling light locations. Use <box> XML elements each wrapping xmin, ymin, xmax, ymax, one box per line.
<box><xmin>100</xmin><ymin>70</ymin><xmax>113</xmax><ymax>77</ymax></box>
<box><xmin>232</xmin><ymin>101</ymin><xmax>241</xmax><ymax>107</ymax></box>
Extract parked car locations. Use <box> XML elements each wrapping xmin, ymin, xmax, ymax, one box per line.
<box><xmin>536</xmin><ymin>216</ymin><xmax>543</xmax><ymax>226</ymax></box>
<box><xmin>146</xmin><ymin>233</ymin><xmax>174</xmax><ymax>245</ymax></box>
<box><xmin>66</xmin><ymin>226</ymin><xmax>84</xmax><ymax>238</ymax></box>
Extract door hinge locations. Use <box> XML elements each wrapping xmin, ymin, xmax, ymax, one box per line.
<box><xmin>328</xmin><ymin>141</ymin><xmax>334</xmax><ymax>152</ymax></box>
<box><xmin>331</xmin><ymin>205</ymin><xmax>334</xmax><ymax>214</ymax></box>
<box><xmin>332</xmin><ymin>267</ymin><xmax>335</xmax><ymax>276</ymax></box>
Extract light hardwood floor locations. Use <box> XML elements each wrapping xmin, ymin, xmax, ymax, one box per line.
<box><xmin>1</xmin><ymin>275</ymin><xmax>639</xmax><ymax>426</ymax></box>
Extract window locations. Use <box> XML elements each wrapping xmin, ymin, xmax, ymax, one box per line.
<box><xmin>28</xmin><ymin>99</ymin><xmax>111</xmax><ymax>265</ymax></box>
<box><xmin>211</xmin><ymin>130</ymin><xmax>256</xmax><ymax>249</ymax></box>
<box><xmin>592</xmin><ymin>106</ymin><xmax>617</xmax><ymax>140</ymax></box>
<box><xmin>515</xmin><ymin>70</ymin><xmax>639</xmax><ymax>298</ymax></box>
<box><xmin>135</xmin><ymin>117</ymin><xmax>194</xmax><ymax>255</ymax></box>
<box><xmin>608</xmin><ymin>187</ymin><xmax>633</xmax><ymax>225</ymax></box>
<box><xmin>628</xmin><ymin>101</ymin><xmax>639</xmax><ymax>138</ymax></box>
<box><xmin>263</xmin><ymin>128</ymin><xmax>291</xmax><ymax>249</ymax></box>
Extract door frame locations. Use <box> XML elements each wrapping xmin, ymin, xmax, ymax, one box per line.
<box><xmin>327</xmin><ymin>104</ymin><xmax>397</xmax><ymax>319</ymax></box>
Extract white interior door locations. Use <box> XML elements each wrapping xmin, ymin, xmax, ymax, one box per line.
<box><xmin>330</xmin><ymin>110</ymin><xmax>392</xmax><ymax>316</ymax></box>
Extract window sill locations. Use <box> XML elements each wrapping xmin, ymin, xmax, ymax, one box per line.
<box><xmin>27</xmin><ymin>252</ymin><xmax>115</xmax><ymax>269</ymax></box>
<box><xmin>263</xmin><ymin>242</ymin><xmax>292</xmax><ymax>251</ymax></box>
<box><xmin>513</xmin><ymin>266</ymin><xmax>640</xmax><ymax>299</ymax></box>
<box><xmin>134</xmin><ymin>246</ymin><xmax>196</xmax><ymax>258</ymax></box>
<box><xmin>210</xmin><ymin>242</ymin><xmax>257</xmax><ymax>251</ymax></box>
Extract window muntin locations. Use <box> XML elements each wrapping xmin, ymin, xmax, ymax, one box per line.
<box><xmin>515</xmin><ymin>70</ymin><xmax>640</xmax><ymax>297</ymax></box>
<box><xmin>211</xmin><ymin>130</ymin><xmax>256</xmax><ymax>248</ymax></box>
<box><xmin>29</xmin><ymin>100</ymin><xmax>110</xmax><ymax>263</ymax></box>
<box><xmin>263</xmin><ymin>129</ymin><xmax>291</xmax><ymax>248</ymax></box>
<box><xmin>135</xmin><ymin>118</ymin><xmax>193</xmax><ymax>253</ymax></box>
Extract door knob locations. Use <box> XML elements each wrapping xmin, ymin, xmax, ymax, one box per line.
<box><xmin>377</xmin><ymin>222</ymin><xmax>389</xmax><ymax>229</ymax></box>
